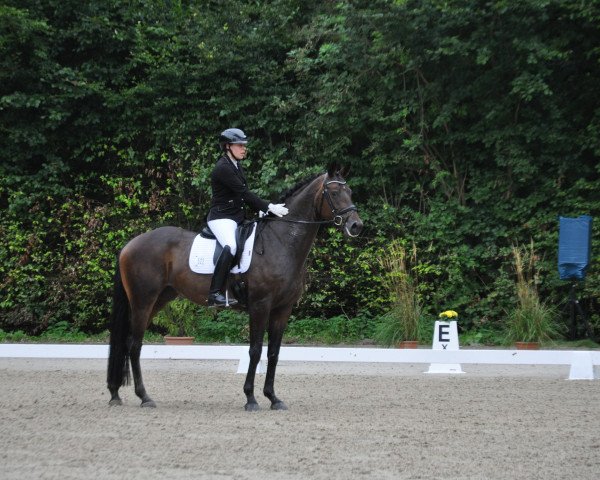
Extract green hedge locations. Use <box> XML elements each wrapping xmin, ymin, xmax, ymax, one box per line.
<box><xmin>1</xmin><ymin>0</ymin><xmax>599</xmax><ymax>340</ymax></box>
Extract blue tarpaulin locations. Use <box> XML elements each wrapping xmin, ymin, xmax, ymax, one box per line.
<box><xmin>558</xmin><ymin>215</ymin><xmax>593</xmax><ymax>280</ymax></box>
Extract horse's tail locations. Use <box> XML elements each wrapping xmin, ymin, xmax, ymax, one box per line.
<box><xmin>107</xmin><ymin>257</ymin><xmax>131</xmax><ymax>388</ymax></box>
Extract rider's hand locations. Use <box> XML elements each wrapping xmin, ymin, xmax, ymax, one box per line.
<box><xmin>268</xmin><ymin>203</ymin><xmax>289</xmax><ymax>217</ymax></box>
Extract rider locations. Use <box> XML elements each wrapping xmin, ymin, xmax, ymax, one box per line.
<box><xmin>206</xmin><ymin>128</ymin><xmax>289</xmax><ymax>307</ymax></box>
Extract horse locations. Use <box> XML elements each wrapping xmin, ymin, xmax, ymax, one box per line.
<box><xmin>106</xmin><ymin>163</ymin><xmax>363</xmax><ymax>411</ymax></box>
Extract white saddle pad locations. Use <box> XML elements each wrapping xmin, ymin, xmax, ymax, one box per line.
<box><xmin>188</xmin><ymin>224</ymin><xmax>257</xmax><ymax>274</ymax></box>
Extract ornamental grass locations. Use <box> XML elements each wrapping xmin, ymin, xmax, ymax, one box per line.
<box><xmin>374</xmin><ymin>241</ymin><xmax>423</xmax><ymax>345</ymax></box>
<box><xmin>505</xmin><ymin>241</ymin><xmax>563</xmax><ymax>344</ymax></box>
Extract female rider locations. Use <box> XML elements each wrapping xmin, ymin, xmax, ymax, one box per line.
<box><xmin>206</xmin><ymin>128</ymin><xmax>288</xmax><ymax>307</ymax></box>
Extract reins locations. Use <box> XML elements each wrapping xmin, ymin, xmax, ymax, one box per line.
<box><xmin>260</xmin><ymin>179</ymin><xmax>357</xmax><ymax>226</ymax></box>
<box><xmin>255</xmin><ymin>177</ymin><xmax>358</xmax><ymax>254</ymax></box>
<box><xmin>259</xmin><ymin>216</ymin><xmax>336</xmax><ymax>225</ymax></box>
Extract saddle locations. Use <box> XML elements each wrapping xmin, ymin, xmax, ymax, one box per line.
<box><xmin>188</xmin><ymin>221</ymin><xmax>257</xmax><ymax>308</ymax></box>
<box><xmin>188</xmin><ymin>221</ymin><xmax>257</xmax><ymax>275</ymax></box>
<box><xmin>199</xmin><ymin>220</ymin><xmax>256</xmax><ymax>268</ymax></box>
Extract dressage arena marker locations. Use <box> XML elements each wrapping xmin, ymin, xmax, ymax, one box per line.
<box><xmin>236</xmin><ymin>351</ymin><xmax>266</xmax><ymax>374</ymax></box>
<box><xmin>426</xmin><ymin>321</ymin><xmax>464</xmax><ymax>374</ymax></box>
<box><xmin>0</xmin><ymin>344</ymin><xmax>597</xmax><ymax>380</ymax></box>
<box><xmin>568</xmin><ymin>351</ymin><xmax>595</xmax><ymax>380</ymax></box>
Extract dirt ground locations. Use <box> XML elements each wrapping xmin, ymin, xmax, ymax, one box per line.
<box><xmin>0</xmin><ymin>357</ymin><xmax>598</xmax><ymax>480</ymax></box>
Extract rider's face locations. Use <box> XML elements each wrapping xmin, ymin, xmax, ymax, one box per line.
<box><xmin>229</xmin><ymin>143</ymin><xmax>247</xmax><ymax>160</ymax></box>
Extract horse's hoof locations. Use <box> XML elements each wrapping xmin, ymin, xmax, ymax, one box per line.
<box><xmin>108</xmin><ymin>398</ymin><xmax>122</xmax><ymax>406</ymax></box>
<box><xmin>245</xmin><ymin>402</ymin><xmax>260</xmax><ymax>412</ymax></box>
<box><xmin>141</xmin><ymin>400</ymin><xmax>156</xmax><ymax>408</ymax></box>
<box><xmin>271</xmin><ymin>401</ymin><xmax>288</xmax><ymax>411</ymax></box>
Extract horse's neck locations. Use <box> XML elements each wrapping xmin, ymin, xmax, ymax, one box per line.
<box><xmin>268</xmin><ymin>177</ymin><xmax>322</xmax><ymax>261</ymax></box>
<box><xmin>285</xmin><ymin>176</ymin><xmax>322</xmax><ymax>223</ymax></box>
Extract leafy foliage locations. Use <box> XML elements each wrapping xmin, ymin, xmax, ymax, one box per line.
<box><xmin>1</xmin><ymin>0</ymin><xmax>599</xmax><ymax>342</ymax></box>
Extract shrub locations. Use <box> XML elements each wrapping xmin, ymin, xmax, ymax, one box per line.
<box><xmin>505</xmin><ymin>242</ymin><xmax>564</xmax><ymax>344</ymax></box>
<box><xmin>374</xmin><ymin>241</ymin><xmax>425</xmax><ymax>345</ymax></box>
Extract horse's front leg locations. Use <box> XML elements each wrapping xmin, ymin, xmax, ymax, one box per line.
<box><xmin>264</xmin><ymin>306</ymin><xmax>292</xmax><ymax>410</ymax></box>
<box><xmin>243</xmin><ymin>305</ymin><xmax>268</xmax><ymax>412</ymax></box>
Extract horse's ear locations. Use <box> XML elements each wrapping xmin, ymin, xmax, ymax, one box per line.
<box><xmin>327</xmin><ymin>161</ymin><xmax>338</xmax><ymax>178</ymax></box>
<box><xmin>339</xmin><ymin>165</ymin><xmax>351</xmax><ymax>178</ymax></box>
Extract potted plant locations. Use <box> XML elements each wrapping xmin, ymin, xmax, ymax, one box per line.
<box><xmin>374</xmin><ymin>240</ymin><xmax>423</xmax><ymax>348</ymax></box>
<box><xmin>505</xmin><ymin>242</ymin><xmax>563</xmax><ymax>349</ymax></box>
<box><xmin>153</xmin><ymin>299</ymin><xmax>199</xmax><ymax>345</ymax></box>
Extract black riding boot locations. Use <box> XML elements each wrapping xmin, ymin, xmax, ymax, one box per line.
<box><xmin>208</xmin><ymin>246</ymin><xmax>238</xmax><ymax>307</ymax></box>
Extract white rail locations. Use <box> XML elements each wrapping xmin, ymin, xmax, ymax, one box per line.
<box><xmin>0</xmin><ymin>344</ymin><xmax>597</xmax><ymax>379</ymax></box>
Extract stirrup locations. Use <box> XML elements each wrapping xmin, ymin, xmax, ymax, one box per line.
<box><xmin>207</xmin><ymin>292</ymin><xmax>238</xmax><ymax>308</ymax></box>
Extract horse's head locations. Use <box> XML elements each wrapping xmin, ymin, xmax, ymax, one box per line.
<box><xmin>316</xmin><ymin>164</ymin><xmax>363</xmax><ymax>237</ymax></box>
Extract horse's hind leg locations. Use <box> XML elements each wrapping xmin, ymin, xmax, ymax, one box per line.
<box><xmin>129</xmin><ymin>304</ymin><xmax>157</xmax><ymax>408</ymax></box>
<box><xmin>129</xmin><ymin>289</ymin><xmax>178</xmax><ymax>408</ymax></box>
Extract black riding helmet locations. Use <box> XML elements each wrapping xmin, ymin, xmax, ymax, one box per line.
<box><xmin>219</xmin><ymin>128</ymin><xmax>248</xmax><ymax>151</ymax></box>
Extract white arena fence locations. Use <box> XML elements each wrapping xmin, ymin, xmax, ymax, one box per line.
<box><xmin>0</xmin><ymin>344</ymin><xmax>598</xmax><ymax>380</ymax></box>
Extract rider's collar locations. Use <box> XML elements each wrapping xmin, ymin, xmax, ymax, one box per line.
<box><xmin>225</xmin><ymin>154</ymin><xmax>239</xmax><ymax>169</ymax></box>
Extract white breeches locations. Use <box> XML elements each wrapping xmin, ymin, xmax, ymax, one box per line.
<box><xmin>207</xmin><ymin>219</ymin><xmax>237</xmax><ymax>256</ymax></box>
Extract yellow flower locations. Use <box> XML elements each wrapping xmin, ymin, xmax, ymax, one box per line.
<box><xmin>439</xmin><ymin>310</ymin><xmax>458</xmax><ymax>319</ymax></box>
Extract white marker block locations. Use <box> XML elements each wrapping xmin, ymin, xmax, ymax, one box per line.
<box><xmin>568</xmin><ymin>351</ymin><xmax>594</xmax><ymax>380</ymax></box>
<box><xmin>426</xmin><ymin>321</ymin><xmax>464</xmax><ymax>374</ymax></box>
<box><xmin>237</xmin><ymin>350</ymin><xmax>267</xmax><ymax>374</ymax></box>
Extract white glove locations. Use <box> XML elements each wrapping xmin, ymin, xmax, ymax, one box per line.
<box><xmin>268</xmin><ymin>203</ymin><xmax>289</xmax><ymax>217</ymax></box>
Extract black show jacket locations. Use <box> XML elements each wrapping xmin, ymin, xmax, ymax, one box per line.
<box><xmin>207</xmin><ymin>156</ymin><xmax>270</xmax><ymax>223</ymax></box>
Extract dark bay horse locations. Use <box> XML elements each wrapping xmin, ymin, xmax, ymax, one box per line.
<box><xmin>107</xmin><ymin>164</ymin><xmax>363</xmax><ymax>411</ymax></box>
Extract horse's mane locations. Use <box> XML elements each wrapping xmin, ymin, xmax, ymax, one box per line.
<box><xmin>277</xmin><ymin>173</ymin><xmax>322</xmax><ymax>203</ymax></box>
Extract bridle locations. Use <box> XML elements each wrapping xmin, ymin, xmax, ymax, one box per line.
<box><xmin>319</xmin><ymin>179</ymin><xmax>358</xmax><ymax>227</ymax></box>
<box><xmin>261</xmin><ymin>178</ymin><xmax>359</xmax><ymax>233</ymax></box>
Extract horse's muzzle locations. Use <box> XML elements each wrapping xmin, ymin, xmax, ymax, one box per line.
<box><xmin>344</xmin><ymin>214</ymin><xmax>363</xmax><ymax>238</ymax></box>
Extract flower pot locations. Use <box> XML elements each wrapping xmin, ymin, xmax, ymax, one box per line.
<box><xmin>164</xmin><ymin>336</ymin><xmax>194</xmax><ymax>345</ymax></box>
<box><xmin>515</xmin><ymin>341</ymin><xmax>540</xmax><ymax>350</ymax></box>
<box><xmin>398</xmin><ymin>340</ymin><xmax>419</xmax><ymax>349</ymax></box>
